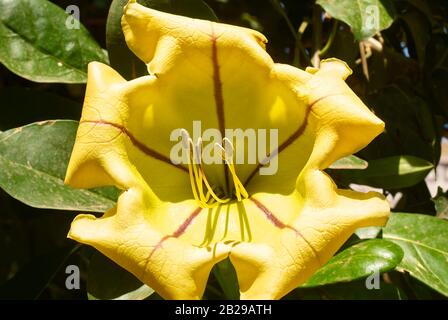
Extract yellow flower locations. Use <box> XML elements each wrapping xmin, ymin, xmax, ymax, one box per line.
<box><xmin>65</xmin><ymin>0</ymin><xmax>390</xmax><ymax>299</ymax></box>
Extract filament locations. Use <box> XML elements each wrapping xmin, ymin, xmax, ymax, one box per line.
<box><xmin>181</xmin><ymin>130</ymin><xmax>249</xmax><ymax>208</ymax></box>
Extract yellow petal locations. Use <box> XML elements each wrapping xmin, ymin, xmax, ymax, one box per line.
<box><xmin>121</xmin><ymin>1</ymin><xmax>318</xmax><ymax>185</ymax></box>
<box><xmin>232</xmin><ymin>59</ymin><xmax>388</xmax><ymax>299</ymax></box>
<box><xmin>68</xmin><ymin>190</ymin><xmax>231</xmax><ymax>299</ymax></box>
<box><xmin>231</xmin><ymin>175</ymin><xmax>389</xmax><ymax>299</ymax></box>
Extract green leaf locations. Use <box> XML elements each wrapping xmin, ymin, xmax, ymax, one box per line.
<box><xmin>292</xmin><ymin>279</ymin><xmax>406</xmax><ymax>300</ymax></box>
<box><xmin>302</xmin><ymin>239</ymin><xmax>403</xmax><ymax>288</ymax></box>
<box><xmin>0</xmin><ymin>0</ymin><xmax>108</xmax><ymax>83</ymax></box>
<box><xmin>432</xmin><ymin>188</ymin><xmax>448</xmax><ymax>220</ymax></box>
<box><xmin>0</xmin><ymin>243</ymin><xmax>80</xmax><ymax>299</ymax></box>
<box><xmin>106</xmin><ymin>0</ymin><xmax>217</xmax><ymax>80</ymax></box>
<box><xmin>87</xmin><ymin>251</ymin><xmax>154</xmax><ymax>300</ymax></box>
<box><xmin>0</xmin><ymin>121</ymin><xmax>119</xmax><ymax>212</ymax></box>
<box><xmin>383</xmin><ymin>212</ymin><xmax>448</xmax><ymax>297</ymax></box>
<box><xmin>336</xmin><ymin>155</ymin><xmax>433</xmax><ymax>189</ymax></box>
<box><xmin>329</xmin><ymin>155</ymin><xmax>368</xmax><ymax>169</ymax></box>
<box><xmin>213</xmin><ymin>258</ymin><xmax>240</xmax><ymax>300</ymax></box>
<box><xmin>400</xmin><ymin>10</ymin><xmax>431</xmax><ymax>65</ymax></box>
<box><xmin>317</xmin><ymin>0</ymin><xmax>395</xmax><ymax>40</ymax></box>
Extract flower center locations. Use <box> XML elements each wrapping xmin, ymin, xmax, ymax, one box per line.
<box><xmin>181</xmin><ymin>129</ymin><xmax>249</xmax><ymax>208</ymax></box>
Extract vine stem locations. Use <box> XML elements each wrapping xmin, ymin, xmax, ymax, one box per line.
<box><xmin>311</xmin><ymin>5</ymin><xmax>322</xmax><ymax>67</ymax></box>
<box><xmin>319</xmin><ymin>20</ymin><xmax>338</xmax><ymax>57</ymax></box>
<box><xmin>293</xmin><ymin>21</ymin><xmax>310</xmax><ymax>67</ymax></box>
<box><xmin>269</xmin><ymin>0</ymin><xmax>310</xmax><ymax>67</ymax></box>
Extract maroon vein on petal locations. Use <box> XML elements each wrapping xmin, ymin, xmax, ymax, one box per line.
<box><xmin>80</xmin><ymin>120</ymin><xmax>188</xmax><ymax>173</ymax></box>
<box><xmin>244</xmin><ymin>94</ymin><xmax>340</xmax><ymax>187</ymax></box>
<box><xmin>144</xmin><ymin>207</ymin><xmax>203</xmax><ymax>265</ymax></box>
<box><xmin>210</xmin><ymin>23</ymin><xmax>230</xmax><ymax>193</ymax></box>
<box><xmin>249</xmin><ymin>197</ymin><xmax>320</xmax><ymax>264</ymax></box>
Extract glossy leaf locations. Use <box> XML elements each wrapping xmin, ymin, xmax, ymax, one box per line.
<box><xmin>293</xmin><ymin>279</ymin><xmax>406</xmax><ymax>300</ymax></box>
<box><xmin>0</xmin><ymin>121</ymin><xmax>119</xmax><ymax>212</ymax></box>
<box><xmin>106</xmin><ymin>0</ymin><xmax>217</xmax><ymax>80</ymax></box>
<box><xmin>302</xmin><ymin>239</ymin><xmax>403</xmax><ymax>288</ymax></box>
<box><xmin>329</xmin><ymin>155</ymin><xmax>368</xmax><ymax>170</ymax></box>
<box><xmin>87</xmin><ymin>251</ymin><xmax>154</xmax><ymax>300</ymax></box>
<box><xmin>336</xmin><ymin>155</ymin><xmax>433</xmax><ymax>189</ymax></box>
<box><xmin>400</xmin><ymin>10</ymin><xmax>431</xmax><ymax>65</ymax></box>
<box><xmin>317</xmin><ymin>0</ymin><xmax>395</xmax><ymax>40</ymax></box>
<box><xmin>0</xmin><ymin>0</ymin><xmax>108</xmax><ymax>83</ymax></box>
<box><xmin>383</xmin><ymin>212</ymin><xmax>448</xmax><ymax>297</ymax></box>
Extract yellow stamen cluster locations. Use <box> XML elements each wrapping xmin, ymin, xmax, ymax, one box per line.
<box><xmin>181</xmin><ymin>130</ymin><xmax>249</xmax><ymax>208</ymax></box>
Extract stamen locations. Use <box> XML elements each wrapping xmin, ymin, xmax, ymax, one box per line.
<box><xmin>186</xmin><ymin>141</ymin><xmax>201</xmax><ymax>204</ymax></box>
<box><xmin>223</xmin><ymin>137</ymin><xmax>234</xmax><ymax>160</ymax></box>
<box><xmin>195</xmin><ymin>138</ymin><xmax>229</xmax><ymax>205</ymax></box>
<box><xmin>216</xmin><ymin>139</ymin><xmax>249</xmax><ymax>201</ymax></box>
<box><xmin>180</xmin><ymin>129</ymin><xmax>190</xmax><ymax>149</ymax></box>
<box><xmin>190</xmin><ymin>139</ymin><xmax>207</xmax><ymax>203</ymax></box>
<box><xmin>182</xmin><ymin>130</ymin><xmax>229</xmax><ymax>208</ymax></box>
